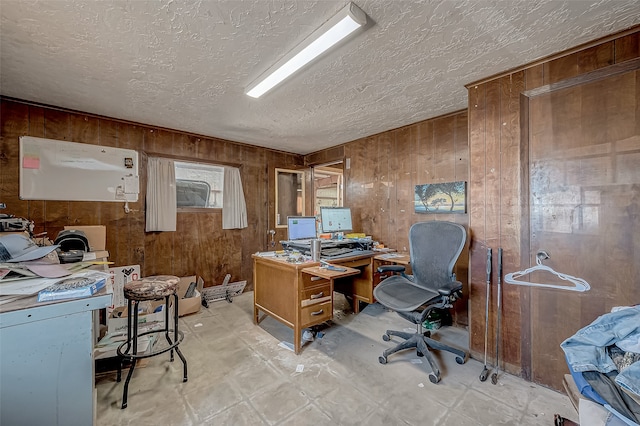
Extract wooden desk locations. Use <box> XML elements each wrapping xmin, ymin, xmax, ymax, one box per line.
<box><xmin>0</xmin><ymin>290</ymin><xmax>112</xmax><ymax>426</ymax></box>
<box><xmin>252</xmin><ymin>254</ymin><xmax>358</xmax><ymax>354</ymax></box>
<box><xmin>329</xmin><ymin>253</ymin><xmax>377</xmax><ymax>313</ymax></box>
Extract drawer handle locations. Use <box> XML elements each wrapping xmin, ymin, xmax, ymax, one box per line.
<box><xmin>311</xmin><ymin>309</ymin><xmax>324</xmax><ymax>316</ymax></box>
<box><xmin>310</xmin><ymin>292</ymin><xmax>324</xmax><ymax>299</ymax></box>
<box><xmin>311</xmin><ymin>276</ymin><xmax>323</xmax><ymax>281</ymax></box>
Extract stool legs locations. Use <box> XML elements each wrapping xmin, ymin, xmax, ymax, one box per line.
<box><xmin>117</xmin><ymin>294</ymin><xmax>187</xmax><ymax>409</ymax></box>
<box><xmin>120</xmin><ymin>299</ymin><xmax>139</xmax><ymax>409</ymax></box>
<box><xmin>161</xmin><ymin>294</ymin><xmax>188</xmax><ymax>381</ymax></box>
<box><xmin>171</xmin><ymin>293</ymin><xmax>188</xmax><ymax>382</ymax></box>
<box><xmin>116</xmin><ymin>298</ymin><xmax>137</xmax><ymax>382</ymax></box>
<box><xmin>164</xmin><ymin>295</ymin><xmax>174</xmax><ymax>362</ymax></box>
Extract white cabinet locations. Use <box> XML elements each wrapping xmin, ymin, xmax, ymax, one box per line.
<box><xmin>0</xmin><ymin>293</ymin><xmax>111</xmax><ymax>426</ymax></box>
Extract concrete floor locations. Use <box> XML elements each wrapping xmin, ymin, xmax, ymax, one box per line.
<box><xmin>96</xmin><ymin>292</ymin><xmax>578</xmax><ymax>425</ymax></box>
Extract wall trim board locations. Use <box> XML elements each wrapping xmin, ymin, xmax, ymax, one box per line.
<box><xmin>0</xmin><ymin>96</ymin><xmax>296</xmax><ymax>157</ymax></box>
<box><xmin>466</xmin><ymin>25</ymin><xmax>640</xmax><ymax>88</ymax></box>
<box><xmin>522</xmin><ymin>56</ymin><xmax>640</xmax><ymax>99</ymax></box>
<box><xmin>142</xmin><ymin>150</ymin><xmax>243</xmax><ymax>169</ymax></box>
<box><xmin>19</xmin><ymin>136</ymin><xmax>139</xmax><ymax>202</ymax></box>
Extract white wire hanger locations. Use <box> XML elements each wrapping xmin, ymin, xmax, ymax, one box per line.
<box><xmin>504</xmin><ymin>250</ymin><xmax>590</xmax><ymax>292</ymax></box>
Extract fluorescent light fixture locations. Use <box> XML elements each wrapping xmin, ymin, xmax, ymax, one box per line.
<box><xmin>246</xmin><ymin>2</ymin><xmax>367</xmax><ymax>98</ymax></box>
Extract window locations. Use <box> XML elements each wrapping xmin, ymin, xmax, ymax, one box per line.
<box><xmin>313</xmin><ymin>162</ymin><xmax>343</xmax><ymax>213</ymax></box>
<box><xmin>174</xmin><ymin>161</ymin><xmax>224</xmax><ymax>208</ymax></box>
<box><xmin>176</xmin><ymin>179</ymin><xmax>210</xmax><ymax>207</ymax></box>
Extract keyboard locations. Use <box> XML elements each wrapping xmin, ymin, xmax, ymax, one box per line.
<box><xmin>285</xmin><ymin>239</ymin><xmax>337</xmax><ymax>247</ymax></box>
<box><xmin>321</xmin><ymin>247</ymin><xmax>352</xmax><ymax>257</ymax></box>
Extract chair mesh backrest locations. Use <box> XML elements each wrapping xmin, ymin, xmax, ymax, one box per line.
<box><xmin>409</xmin><ymin>221</ymin><xmax>466</xmax><ymax>291</ymax></box>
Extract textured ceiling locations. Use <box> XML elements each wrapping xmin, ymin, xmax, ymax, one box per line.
<box><xmin>1</xmin><ymin>1</ymin><xmax>639</xmax><ymax>154</ymax></box>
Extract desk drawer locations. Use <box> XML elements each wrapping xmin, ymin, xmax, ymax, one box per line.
<box><xmin>301</xmin><ymin>300</ymin><xmax>332</xmax><ymax>326</ymax></box>
<box><xmin>301</xmin><ymin>284</ymin><xmax>331</xmax><ymax>307</ymax></box>
<box><xmin>301</xmin><ymin>273</ymin><xmax>329</xmax><ymax>289</ymax></box>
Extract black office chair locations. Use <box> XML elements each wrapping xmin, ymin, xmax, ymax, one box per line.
<box><xmin>374</xmin><ymin>221</ymin><xmax>468</xmax><ymax>383</ymax></box>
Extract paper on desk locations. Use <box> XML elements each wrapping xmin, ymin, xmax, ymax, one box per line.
<box><xmin>0</xmin><ymin>260</ymin><xmax>88</xmax><ymax>281</ymax></box>
<box><xmin>0</xmin><ymin>294</ymin><xmax>31</xmax><ymax>305</ymax></box>
<box><xmin>0</xmin><ymin>265</ymin><xmax>38</xmax><ymax>281</ymax></box>
<box><xmin>256</xmin><ymin>251</ymin><xmax>277</xmax><ymax>257</ymax></box>
<box><xmin>22</xmin><ymin>261</ymin><xmax>73</xmax><ymax>278</ymax></box>
<box><xmin>379</xmin><ymin>253</ymin><xmax>403</xmax><ymax>259</ymax></box>
<box><xmin>0</xmin><ymin>277</ymin><xmax>59</xmax><ymax>295</ymax></box>
<box><xmin>82</xmin><ymin>252</ymin><xmax>97</xmax><ymax>261</ymax></box>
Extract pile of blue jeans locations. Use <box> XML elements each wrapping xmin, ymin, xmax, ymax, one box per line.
<box><xmin>561</xmin><ymin>306</ymin><xmax>640</xmax><ymax>425</ymax></box>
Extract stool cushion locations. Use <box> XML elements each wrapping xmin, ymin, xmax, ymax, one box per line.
<box><xmin>124</xmin><ymin>275</ymin><xmax>180</xmax><ymax>301</ymax></box>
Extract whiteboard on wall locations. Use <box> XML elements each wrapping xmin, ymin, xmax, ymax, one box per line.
<box><xmin>19</xmin><ymin>136</ymin><xmax>139</xmax><ymax>202</ymax></box>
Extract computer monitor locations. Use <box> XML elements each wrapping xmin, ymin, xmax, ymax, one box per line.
<box><xmin>320</xmin><ymin>207</ymin><xmax>353</xmax><ymax>233</ymax></box>
<box><xmin>287</xmin><ymin>216</ymin><xmax>317</xmax><ymax>240</ymax></box>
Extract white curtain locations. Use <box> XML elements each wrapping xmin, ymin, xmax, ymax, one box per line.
<box><xmin>222</xmin><ymin>166</ymin><xmax>248</xmax><ymax>229</ymax></box>
<box><xmin>145</xmin><ymin>157</ymin><xmax>177</xmax><ymax>232</ymax></box>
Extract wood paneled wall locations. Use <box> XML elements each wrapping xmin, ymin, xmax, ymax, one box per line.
<box><xmin>2</xmin><ymin>26</ymin><xmax>637</xmax><ymax>392</ymax></box>
<box><xmin>307</xmin><ymin>112</ymin><xmax>470</xmax><ymax>326</ymax></box>
<box><xmin>468</xmin><ymin>30</ymin><xmax>640</xmax><ymax>390</ymax></box>
<box><xmin>0</xmin><ymin>98</ymin><xmax>303</xmax><ymax>288</ymax></box>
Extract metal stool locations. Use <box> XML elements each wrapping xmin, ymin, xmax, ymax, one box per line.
<box><xmin>116</xmin><ymin>275</ymin><xmax>187</xmax><ymax>409</ymax></box>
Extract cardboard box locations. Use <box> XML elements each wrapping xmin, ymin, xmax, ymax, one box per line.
<box><xmin>177</xmin><ymin>275</ymin><xmax>204</xmax><ymax>317</ymax></box>
<box><xmin>107</xmin><ymin>298</ymin><xmax>174</xmax><ymax>334</ymax></box>
<box><xmin>106</xmin><ymin>265</ymin><xmax>141</xmax><ymax>313</ymax></box>
<box><xmin>63</xmin><ymin>225</ymin><xmax>106</xmax><ymax>251</ymax></box>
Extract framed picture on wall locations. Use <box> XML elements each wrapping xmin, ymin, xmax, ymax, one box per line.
<box><xmin>414</xmin><ymin>181</ymin><xmax>466</xmax><ymax>214</ymax></box>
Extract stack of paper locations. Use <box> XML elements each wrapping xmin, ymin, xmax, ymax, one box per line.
<box><xmin>0</xmin><ymin>259</ymin><xmax>100</xmax><ymax>282</ymax></box>
<box><xmin>37</xmin><ymin>271</ymin><xmax>109</xmax><ymax>302</ymax></box>
<box><xmin>0</xmin><ymin>270</ymin><xmax>112</xmax><ymax>305</ymax></box>
<box><xmin>0</xmin><ymin>277</ymin><xmax>60</xmax><ymax>305</ymax></box>
<box><xmin>94</xmin><ymin>331</ymin><xmax>157</xmax><ymax>360</ymax></box>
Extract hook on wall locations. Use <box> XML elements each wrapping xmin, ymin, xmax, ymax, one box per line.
<box><xmin>268</xmin><ymin>229</ymin><xmax>276</xmax><ymax>248</ymax></box>
<box><xmin>536</xmin><ymin>250</ymin><xmax>549</xmax><ymax>262</ymax></box>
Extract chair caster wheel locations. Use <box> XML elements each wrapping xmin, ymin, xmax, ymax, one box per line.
<box><xmin>379</xmin><ymin>356</ymin><xmax>387</xmax><ymax>364</ymax></box>
<box><xmin>456</xmin><ymin>356</ymin><xmax>465</xmax><ymax>364</ymax></box>
<box><xmin>382</xmin><ymin>334</ymin><xmax>390</xmax><ymax>342</ymax></box>
<box><xmin>423</xmin><ymin>331</ymin><xmax>431</xmax><ymax>338</ymax></box>
<box><xmin>417</xmin><ymin>351</ymin><xmax>424</xmax><ymax>357</ymax></box>
<box><xmin>429</xmin><ymin>373</ymin><xmax>440</xmax><ymax>384</ymax></box>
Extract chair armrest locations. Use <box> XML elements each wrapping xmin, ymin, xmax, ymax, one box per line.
<box><xmin>377</xmin><ymin>265</ymin><xmax>406</xmax><ymax>274</ymax></box>
<box><xmin>437</xmin><ymin>281</ymin><xmax>463</xmax><ymax>296</ymax></box>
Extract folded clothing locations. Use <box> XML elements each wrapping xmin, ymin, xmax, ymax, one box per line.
<box><xmin>562</xmin><ymin>306</ymin><xmax>640</xmax><ymax>426</ymax></box>
<box><xmin>584</xmin><ymin>370</ymin><xmax>640</xmax><ymax>424</ymax></box>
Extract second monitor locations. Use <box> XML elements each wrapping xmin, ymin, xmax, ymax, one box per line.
<box><xmin>287</xmin><ymin>216</ymin><xmax>317</xmax><ymax>241</ymax></box>
<box><xmin>320</xmin><ymin>207</ymin><xmax>353</xmax><ymax>233</ymax></box>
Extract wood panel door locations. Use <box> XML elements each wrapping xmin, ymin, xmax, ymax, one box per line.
<box><xmin>523</xmin><ymin>61</ymin><xmax>640</xmax><ymax>390</ymax></box>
